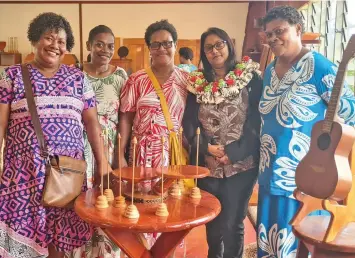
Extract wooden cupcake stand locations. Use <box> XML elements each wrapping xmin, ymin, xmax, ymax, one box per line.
<box><xmin>74</xmin><ymin>133</ymin><xmax>221</xmax><ymax>258</ymax></box>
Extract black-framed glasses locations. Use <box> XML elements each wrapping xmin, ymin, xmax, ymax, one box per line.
<box><xmin>149</xmin><ymin>41</ymin><xmax>174</xmax><ymax>50</ymax></box>
<box><xmin>264</xmin><ymin>27</ymin><xmax>290</xmax><ymax>39</ymax></box>
<box><xmin>204</xmin><ymin>40</ymin><xmax>226</xmax><ymax>53</ymax></box>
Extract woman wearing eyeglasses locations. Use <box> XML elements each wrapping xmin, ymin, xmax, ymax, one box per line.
<box><xmin>119</xmin><ymin>20</ymin><xmax>188</xmax><ymax>246</ymax></box>
<box><xmin>257</xmin><ymin>6</ymin><xmax>355</xmax><ymax>257</ymax></box>
<box><xmin>183</xmin><ymin>27</ymin><xmax>263</xmax><ymax>258</ymax></box>
<box><xmin>119</xmin><ymin>19</ymin><xmax>187</xmax><ymax>171</ymax></box>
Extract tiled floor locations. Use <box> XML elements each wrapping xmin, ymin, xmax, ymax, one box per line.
<box><xmin>172</xmin><ymin>217</ymin><xmax>257</xmax><ymax>258</ymax></box>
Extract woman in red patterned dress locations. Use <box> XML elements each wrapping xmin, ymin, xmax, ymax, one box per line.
<box><xmin>119</xmin><ymin>20</ymin><xmax>188</xmax><ymax>170</ymax></box>
<box><xmin>118</xmin><ymin>20</ymin><xmax>189</xmax><ymax>247</ymax></box>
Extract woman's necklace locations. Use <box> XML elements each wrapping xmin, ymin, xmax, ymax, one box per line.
<box><xmin>187</xmin><ymin>56</ymin><xmax>261</xmax><ymax>104</ymax></box>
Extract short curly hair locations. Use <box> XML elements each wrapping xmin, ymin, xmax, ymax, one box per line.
<box><xmin>27</xmin><ymin>12</ymin><xmax>75</xmax><ymax>52</ymax></box>
<box><xmin>179</xmin><ymin>47</ymin><xmax>194</xmax><ymax>60</ymax></box>
<box><xmin>144</xmin><ymin>19</ymin><xmax>178</xmax><ymax>47</ymax></box>
<box><xmin>262</xmin><ymin>5</ymin><xmax>304</xmax><ymax>33</ymax></box>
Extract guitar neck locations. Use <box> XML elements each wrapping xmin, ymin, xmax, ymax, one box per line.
<box><xmin>323</xmin><ymin>65</ymin><xmax>348</xmax><ymax>133</ymax></box>
<box><xmin>322</xmin><ymin>34</ymin><xmax>355</xmax><ymax>133</ymax></box>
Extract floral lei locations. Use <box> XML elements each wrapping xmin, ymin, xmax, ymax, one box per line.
<box><xmin>187</xmin><ymin>56</ymin><xmax>261</xmax><ymax>104</ymax></box>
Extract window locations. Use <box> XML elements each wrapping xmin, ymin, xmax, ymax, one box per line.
<box><xmin>347</xmin><ymin>0</ymin><xmax>355</xmax><ymax>91</ymax></box>
<box><xmin>300</xmin><ymin>0</ymin><xmax>355</xmax><ymax>90</ymax></box>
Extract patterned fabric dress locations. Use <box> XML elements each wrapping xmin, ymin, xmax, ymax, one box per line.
<box><xmin>177</xmin><ymin>64</ymin><xmax>197</xmax><ymax>73</ymax></box>
<box><xmin>67</xmin><ymin>67</ymin><xmax>127</xmax><ymax>258</ymax></box>
<box><xmin>84</xmin><ymin>67</ymin><xmax>128</xmax><ymax>189</ymax></box>
<box><xmin>257</xmin><ymin>51</ymin><xmax>355</xmax><ymax>257</ymax></box>
<box><xmin>120</xmin><ymin>67</ymin><xmax>188</xmax><ymax>247</ymax></box>
<box><xmin>120</xmin><ymin>67</ymin><xmax>188</xmax><ymax>168</ymax></box>
<box><xmin>0</xmin><ymin>64</ymin><xmax>95</xmax><ymax>258</ymax></box>
<box><xmin>198</xmin><ymin>90</ymin><xmax>257</xmax><ymax>178</ymax></box>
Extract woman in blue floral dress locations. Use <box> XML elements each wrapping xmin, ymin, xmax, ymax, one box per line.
<box><xmin>257</xmin><ymin>6</ymin><xmax>355</xmax><ymax>257</ymax></box>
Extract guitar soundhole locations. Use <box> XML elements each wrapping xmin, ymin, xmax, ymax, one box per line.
<box><xmin>317</xmin><ymin>133</ymin><xmax>331</xmax><ymax>150</ymax></box>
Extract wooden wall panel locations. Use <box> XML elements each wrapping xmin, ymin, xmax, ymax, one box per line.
<box><xmin>242</xmin><ymin>1</ymin><xmax>309</xmax><ymax>61</ymax></box>
<box><xmin>113</xmin><ymin>37</ymin><xmax>121</xmax><ymax>59</ymax></box>
<box><xmin>122</xmin><ymin>38</ymin><xmax>149</xmax><ymax>73</ymax></box>
<box><xmin>175</xmin><ymin>39</ymin><xmax>200</xmax><ymax>67</ymax></box>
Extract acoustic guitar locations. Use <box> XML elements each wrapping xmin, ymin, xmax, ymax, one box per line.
<box><xmin>295</xmin><ymin>34</ymin><xmax>355</xmax><ymax>201</ymax></box>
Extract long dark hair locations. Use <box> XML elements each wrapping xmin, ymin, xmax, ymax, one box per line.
<box><xmin>199</xmin><ymin>27</ymin><xmax>237</xmax><ymax>82</ymax></box>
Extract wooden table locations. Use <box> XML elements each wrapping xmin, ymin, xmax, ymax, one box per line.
<box><xmin>293</xmin><ymin>215</ymin><xmax>355</xmax><ymax>257</ymax></box>
<box><xmin>75</xmin><ymin>188</ymin><xmax>221</xmax><ymax>258</ymax></box>
<box><xmin>155</xmin><ymin>165</ymin><xmax>210</xmax><ymax>179</ymax></box>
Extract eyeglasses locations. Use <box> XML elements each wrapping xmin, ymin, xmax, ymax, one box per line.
<box><xmin>264</xmin><ymin>27</ymin><xmax>290</xmax><ymax>39</ymax></box>
<box><xmin>149</xmin><ymin>41</ymin><xmax>174</xmax><ymax>50</ymax></box>
<box><xmin>204</xmin><ymin>40</ymin><xmax>226</xmax><ymax>53</ymax></box>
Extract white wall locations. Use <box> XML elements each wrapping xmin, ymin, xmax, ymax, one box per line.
<box><xmin>82</xmin><ymin>3</ymin><xmax>248</xmax><ymax>60</ymax></box>
<box><xmin>0</xmin><ymin>4</ymin><xmax>80</xmax><ymax>60</ymax></box>
<box><xmin>0</xmin><ymin>3</ymin><xmax>248</xmax><ymax>61</ymax></box>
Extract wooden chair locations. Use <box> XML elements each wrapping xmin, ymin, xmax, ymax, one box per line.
<box><xmin>291</xmin><ymin>145</ymin><xmax>355</xmax><ymax>258</ymax></box>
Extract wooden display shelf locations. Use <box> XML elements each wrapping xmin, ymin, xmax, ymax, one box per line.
<box><xmin>0</xmin><ymin>52</ymin><xmax>21</xmax><ymax>66</ymax></box>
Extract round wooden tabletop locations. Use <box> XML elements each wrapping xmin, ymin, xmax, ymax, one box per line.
<box><xmin>112</xmin><ymin>165</ymin><xmax>210</xmax><ymax>182</ymax></box>
<box><xmin>112</xmin><ymin>167</ymin><xmax>159</xmax><ymax>182</ymax></box>
<box><xmin>154</xmin><ymin>165</ymin><xmax>210</xmax><ymax>179</ymax></box>
<box><xmin>293</xmin><ymin>215</ymin><xmax>355</xmax><ymax>253</ymax></box>
<box><xmin>75</xmin><ymin>188</ymin><xmax>221</xmax><ymax>233</ymax></box>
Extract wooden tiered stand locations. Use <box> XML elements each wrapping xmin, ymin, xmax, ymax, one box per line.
<box><xmin>74</xmin><ymin>166</ymin><xmax>221</xmax><ymax>258</ymax></box>
<box><xmin>290</xmin><ymin>146</ymin><xmax>355</xmax><ymax>257</ymax></box>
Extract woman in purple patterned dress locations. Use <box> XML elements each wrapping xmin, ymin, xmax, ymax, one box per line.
<box><xmin>0</xmin><ymin>13</ymin><xmax>108</xmax><ymax>258</ymax></box>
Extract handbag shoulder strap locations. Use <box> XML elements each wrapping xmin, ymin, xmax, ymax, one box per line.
<box><xmin>21</xmin><ymin>64</ymin><xmax>49</xmax><ymax>158</ymax></box>
<box><xmin>145</xmin><ymin>67</ymin><xmax>174</xmax><ymax>131</ymax></box>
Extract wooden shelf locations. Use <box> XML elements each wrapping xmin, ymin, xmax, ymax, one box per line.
<box><xmin>0</xmin><ymin>52</ymin><xmax>21</xmax><ymax>66</ymax></box>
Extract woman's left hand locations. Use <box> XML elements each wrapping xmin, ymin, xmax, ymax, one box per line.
<box><xmin>217</xmin><ymin>155</ymin><xmax>231</xmax><ymax>165</ymax></box>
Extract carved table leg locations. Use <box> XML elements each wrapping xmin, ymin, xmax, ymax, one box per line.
<box><xmin>103</xmin><ymin>228</ymin><xmax>191</xmax><ymax>258</ymax></box>
<box><xmin>103</xmin><ymin>229</ymin><xmax>151</xmax><ymax>258</ymax></box>
<box><xmin>150</xmin><ymin>229</ymin><xmax>191</xmax><ymax>257</ymax></box>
